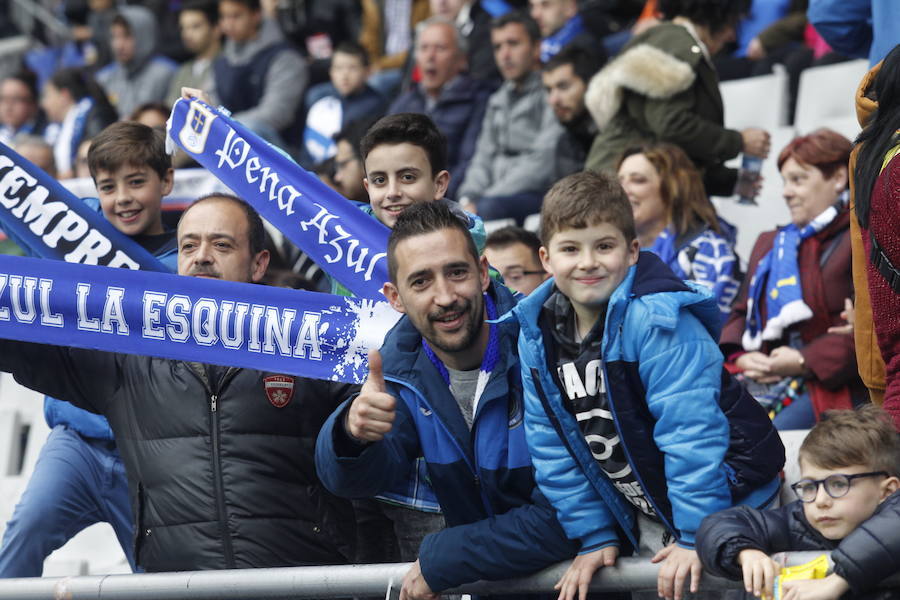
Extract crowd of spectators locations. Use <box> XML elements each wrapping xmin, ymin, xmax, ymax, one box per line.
<box><xmin>0</xmin><ymin>0</ymin><xmax>898</xmax><ymax>598</ymax></box>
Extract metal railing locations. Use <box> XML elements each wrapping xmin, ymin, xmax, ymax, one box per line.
<box><xmin>0</xmin><ymin>553</ymin><xmax>895</xmax><ymax>599</ymax></box>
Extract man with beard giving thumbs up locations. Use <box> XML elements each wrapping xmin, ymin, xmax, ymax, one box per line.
<box><xmin>316</xmin><ymin>201</ymin><xmax>577</xmax><ymax>600</ymax></box>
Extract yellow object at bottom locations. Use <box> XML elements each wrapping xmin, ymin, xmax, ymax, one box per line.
<box><xmin>773</xmin><ymin>555</ymin><xmax>830</xmax><ymax>600</ymax></box>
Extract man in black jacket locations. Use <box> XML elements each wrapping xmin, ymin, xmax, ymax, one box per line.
<box><xmin>697</xmin><ymin>406</ymin><xmax>900</xmax><ymax>600</ymax></box>
<box><xmin>0</xmin><ymin>194</ymin><xmax>356</xmax><ymax>572</ymax></box>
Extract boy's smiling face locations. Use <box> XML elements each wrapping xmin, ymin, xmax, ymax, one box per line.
<box><xmin>799</xmin><ymin>459</ymin><xmax>898</xmax><ymax>540</ymax></box>
<box><xmin>540</xmin><ymin>222</ymin><xmax>639</xmax><ymax>327</ymax></box>
<box><xmin>94</xmin><ymin>164</ymin><xmax>172</xmax><ymax>237</ymax></box>
<box><xmin>364</xmin><ymin>142</ymin><xmax>449</xmax><ymax>228</ymax></box>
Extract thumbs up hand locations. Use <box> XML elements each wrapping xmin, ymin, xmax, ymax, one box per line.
<box><xmin>346</xmin><ymin>349</ymin><xmax>397</xmax><ymax>442</ymax></box>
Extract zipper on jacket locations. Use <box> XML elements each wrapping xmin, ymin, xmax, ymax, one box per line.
<box><xmin>208</xmin><ymin>392</ymin><xmax>236</xmax><ymax>568</ymax></box>
<box><xmin>388</xmin><ymin>376</ymin><xmax>493</xmax><ymax>515</ymax></box>
<box><xmin>601</xmin><ymin>360</ymin><xmax>678</xmax><ymax>539</ymax></box>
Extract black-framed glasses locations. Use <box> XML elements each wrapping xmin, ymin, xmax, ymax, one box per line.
<box><xmin>790</xmin><ymin>471</ymin><xmax>888</xmax><ymax>503</ymax></box>
<box><xmin>500</xmin><ymin>267</ymin><xmax>545</xmax><ymax>284</ymax></box>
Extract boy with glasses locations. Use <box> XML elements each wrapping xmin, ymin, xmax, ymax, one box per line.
<box><xmin>697</xmin><ymin>405</ymin><xmax>900</xmax><ymax>600</ymax></box>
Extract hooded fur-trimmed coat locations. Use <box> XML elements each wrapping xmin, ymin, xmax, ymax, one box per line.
<box><xmin>583</xmin><ymin>22</ymin><xmax>744</xmax><ymax>196</ymax></box>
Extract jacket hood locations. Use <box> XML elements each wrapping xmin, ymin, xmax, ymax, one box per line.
<box><xmin>380</xmin><ymin>282</ymin><xmax>519</xmax><ymax>385</ymax></box>
<box><xmin>855</xmin><ymin>60</ymin><xmax>880</xmax><ymax>129</ymax></box>
<box><xmin>223</xmin><ymin>18</ymin><xmax>285</xmax><ymax>65</ymax></box>
<box><xmin>585</xmin><ymin>34</ymin><xmax>695</xmax><ymax>128</ymax></box>
<box><xmin>116</xmin><ymin>5</ymin><xmax>158</xmax><ymax>72</ymax></box>
<box><xmin>508</xmin><ymin>251</ymin><xmax>722</xmax><ymax>341</ymax></box>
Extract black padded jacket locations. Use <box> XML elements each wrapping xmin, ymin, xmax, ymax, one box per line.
<box><xmin>697</xmin><ymin>491</ymin><xmax>900</xmax><ymax>598</ymax></box>
<box><xmin>0</xmin><ymin>340</ymin><xmax>357</xmax><ymax>572</ymax></box>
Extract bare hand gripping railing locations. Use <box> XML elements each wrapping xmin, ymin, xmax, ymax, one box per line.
<box><xmin>0</xmin><ymin>553</ymin><xmax>895</xmax><ymax>599</ymax></box>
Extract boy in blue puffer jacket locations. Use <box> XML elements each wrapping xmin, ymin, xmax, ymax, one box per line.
<box><xmin>0</xmin><ymin>122</ymin><xmax>176</xmax><ymax>576</ymax></box>
<box><xmin>504</xmin><ymin>171</ymin><xmax>785</xmax><ymax>600</ymax></box>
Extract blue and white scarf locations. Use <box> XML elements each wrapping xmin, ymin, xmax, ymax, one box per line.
<box><xmin>167</xmin><ymin>98</ymin><xmax>390</xmax><ymax>299</ymax></box>
<box><xmin>0</xmin><ymin>142</ymin><xmax>167</xmax><ymax>271</ymax></box>
<box><xmin>422</xmin><ymin>292</ymin><xmax>500</xmax><ymax>419</ymax></box>
<box><xmin>742</xmin><ymin>206</ymin><xmax>839</xmax><ymax>350</ymax></box>
<box><xmin>540</xmin><ymin>14</ymin><xmax>585</xmax><ymax>63</ymax></box>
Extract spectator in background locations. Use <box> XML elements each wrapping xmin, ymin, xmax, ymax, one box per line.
<box><xmin>213</xmin><ymin>0</ymin><xmax>307</xmax><ymax>144</ymax></box>
<box><xmin>808</xmin><ymin>0</ymin><xmax>900</xmax><ymax>66</ymax></box>
<box><xmin>41</xmin><ymin>68</ymin><xmax>117</xmax><ymax>179</ymax></box>
<box><xmin>302</xmin><ymin>42</ymin><xmax>387</xmax><ymax>167</ymax></box>
<box><xmin>333</xmin><ymin>118</ymin><xmax>374</xmax><ymax>203</ymax></box>
<box><xmin>542</xmin><ymin>45</ymin><xmax>601</xmax><ymax>180</ymax></box>
<box><xmin>851</xmin><ymin>44</ymin><xmax>900</xmax><ymax>428</ymax></box>
<box><xmin>74</xmin><ymin>138</ymin><xmax>93</xmax><ymax>179</ymax></box>
<box><xmin>721</xmin><ymin>128</ymin><xmax>861</xmax><ymax>430</ymax></box>
<box><xmin>389</xmin><ymin>18</ymin><xmax>493</xmax><ymax>199</ymax></box>
<box><xmin>359</xmin><ymin>0</ymin><xmax>430</xmax><ymax>97</ymax></box>
<box><xmin>457</xmin><ymin>12</ymin><xmax>561</xmax><ymax>223</ymax></box>
<box><xmin>584</xmin><ymin>0</ymin><xmax>770</xmax><ymax>198</ymax></box>
<box><xmin>166</xmin><ymin>0</ymin><xmax>222</xmax><ymax>107</ymax></box>
<box><xmin>430</xmin><ymin>0</ymin><xmax>501</xmax><ymax>83</ymax></box>
<box><xmin>617</xmin><ymin>142</ymin><xmax>741</xmax><ymax>319</ymax></box>
<box><xmin>13</xmin><ymin>134</ymin><xmax>56</xmax><ymax>179</ymax></box>
<box><xmin>0</xmin><ymin>71</ymin><xmax>47</xmax><ymax>147</ymax></box>
<box><xmin>96</xmin><ymin>6</ymin><xmax>177</xmax><ymax>119</ymax></box>
<box><xmin>69</xmin><ymin>0</ymin><xmax>117</xmax><ymax>67</ymax></box>
<box><xmin>129</xmin><ymin>103</ymin><xmax>170</xmax><ymax>129</ymax></box>
<box><xmin>484</xmin><ymin>225</ymin><xmax>548</xmax><ymax>295</ymax></box>
<box><xmin>529</xmin><ymin>0</ymin><xmax>605</xmax><ymax>62</ymax></box>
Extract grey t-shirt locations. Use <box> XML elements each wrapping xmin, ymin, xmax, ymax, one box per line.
<box><xmin>446</xmin><ymin>366</ymin><xmax>480</xmax><ymax>429</ymax></box>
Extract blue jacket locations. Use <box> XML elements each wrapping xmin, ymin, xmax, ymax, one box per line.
<box><xmin>316</xmin><ymin>283</ymin><xmax>577</xmax><ymax>592</ymax></box>
<box><xmin>506</xmin><ymin>252</ymin><xmax>782</xmax><ymax>552</ymax></box>
<box><xmin>808</xmin><ymin>0</ymin><xmax>900</xmax><ymax>66</ymax></box>
<box><xmin>388</xmin><ymin>76</ymin><xmax>494</xmax><ymax>199</ymax></box>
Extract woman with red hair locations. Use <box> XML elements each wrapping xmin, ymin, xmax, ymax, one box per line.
<box><xmin>720</xmin><ymin>128</ymin><xmax>864</xmax><ymax>429</ymax></box>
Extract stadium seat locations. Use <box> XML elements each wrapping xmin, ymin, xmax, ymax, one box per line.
<box><xmin>523</xmin><ymin>213</ymin><xmax>541</xmax><ymax>234</ymax></box>
<box><xmin>720</xmin><ymin>64</ymin><xmax>790</xmax><ymax>132</ymax></box>
<box><xmin>794</xmin><ymin>60</ymin><xmax>869</xmax><ymax>136</ymax></box>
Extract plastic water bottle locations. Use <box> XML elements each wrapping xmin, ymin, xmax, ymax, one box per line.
<box><xmin>737</xmin><ymin>154</ymin><xmax>763</xmax><ymax>205</ymax></box>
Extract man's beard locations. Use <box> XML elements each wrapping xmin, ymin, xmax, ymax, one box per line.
<box><xmin>420</xmin><ymin>294</ymin><xmax>484</xmax><ymax>356</ymax></box>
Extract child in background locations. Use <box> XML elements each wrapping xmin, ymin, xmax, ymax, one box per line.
<box><xmin>0</xmin><ymin>121</ymin><xmax>175</xmax><ymax>576</ymax></box>
<box><xmin>698</xmin><ymin>405</ymin><xmax>900</xmax><ymax>600</ymax></box>
<box><xmin>302</xmin><ymin>41</ymin><xmax>387</xmax><ymax>167</ymax></box>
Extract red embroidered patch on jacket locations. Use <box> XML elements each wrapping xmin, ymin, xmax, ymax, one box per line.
<box><xmin>263</xmin><ymin>375</ymin><xmax>295</xmax><ymax>408</ymax></box>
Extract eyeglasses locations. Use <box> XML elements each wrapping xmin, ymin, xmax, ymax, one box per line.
<box><xmin>790</xmin><ymin>471</ymin><xmax>887</xmax><ymax>503</ymax></box>
<box><xmin>500</xmin><ymin>267</ymin><xmax>545</xmax><ymax>284</ymax></box>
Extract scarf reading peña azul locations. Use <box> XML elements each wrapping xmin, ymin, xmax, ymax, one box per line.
<box><xmin>0</xmin><ymin>143</ymin><xmax>168</xmax><ymax>271</ymax></box>
<box><xmin>167</xmin><ymin>98</ymin><xmax>390</xmax><ymax>299</ymax></box>
<box><xmin>0</xmin><ymin>253</ymin><xmax>399</xmax><ymax>383</ymax></box>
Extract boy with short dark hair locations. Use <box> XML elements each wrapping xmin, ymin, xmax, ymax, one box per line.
<box><xmin>507</xmin><ymin>171</ymin><xmax>784</xmax><ymax>600</ymax></box>
<box><xmin>302</xmin><ymin>41</ymin><xmax>387</xmax><ymax>166</ymax></box>
<box><xmin>88</xmin><ymin>121</ymin><xmax>176</xmax><ymax>260</ymax></box>
<box><xmin>698</xmin><ymin>405</ymin><xmax>900</xmax><ymax>600</ymax></box>
<box><xmin>330</xmin><ymin>112</ymin><xmax>485</xmax><ymax>294</ymax></box>
<box><xmin>0</xmin><ymin>120</ymin><xmax>177</xmax><ymax>576</ymax></box>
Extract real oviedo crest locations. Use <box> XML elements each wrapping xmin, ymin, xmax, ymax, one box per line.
<box><xmin>263</xmin><ymin>375</ymin><xmax>295</xmax><ymax>408</ymax></box>
<box><xmin>179</xmin><ymin>102</ymin><xmax>217</xmax><ymax>155</ymax></box>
